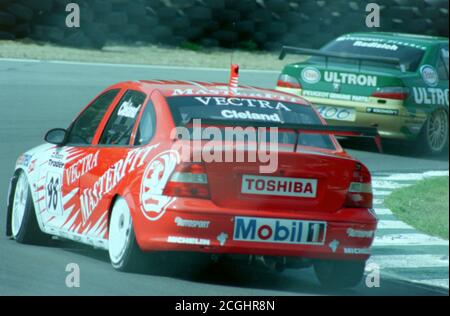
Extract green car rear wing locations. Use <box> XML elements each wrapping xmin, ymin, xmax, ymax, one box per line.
<box><xmin>279</xmin><ymin>46</ymin><xmax>405</xmax><ymax>72</ymax></box>
<box><xmin>188</xmin><ymin>118</ymin><xmax>383</xmax><ymax>153</ymax></box>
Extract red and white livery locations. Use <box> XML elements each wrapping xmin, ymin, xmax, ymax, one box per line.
<box><xmin>7</xmin><ymin>68</ymin><xmax>378</xmax><ymax>288</ymax></box>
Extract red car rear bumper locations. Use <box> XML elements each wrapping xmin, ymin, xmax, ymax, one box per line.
<box><xmin>132</xmin><ymin>198</ymin><xmax>378</xmax><ymax>261</ymax></box>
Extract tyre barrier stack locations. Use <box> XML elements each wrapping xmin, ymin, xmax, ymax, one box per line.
<box><xmin>0</xmin><ymin>0</ymin><xmax>448</xmax><ymax>50</ymax></box>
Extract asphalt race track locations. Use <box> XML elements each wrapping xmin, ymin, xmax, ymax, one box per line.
<box><xmin>0</xmin><ymin>59</ymin><xmax>448</xmax><ymax>296</ymax></box>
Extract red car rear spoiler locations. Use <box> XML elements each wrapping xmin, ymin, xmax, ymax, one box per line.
<box><xmin>191</xmin><ymin>119</ymin><xmax>383</xmax><ymax>153</ymax></box>
<box><xmin>279</xmin><ymin>46</ymin><xmax>405</xmax><ymax>72</ymax></box>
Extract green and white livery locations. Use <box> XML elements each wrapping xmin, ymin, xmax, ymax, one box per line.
<box><xmin>277</xmin><ymin>32</ymin><xmax>449</xmax><ymax>155</ymax></box>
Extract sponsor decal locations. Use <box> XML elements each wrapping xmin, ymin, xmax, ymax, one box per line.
<box><xmin>49</xmin><ymin>159</ymin><xmax>65</xmax><ymax>169</ymax></box>
<box><xmin>329</xmin><ymin>240</ymin><xmax>340</xmax><ymax>253</ymax></box>
<box><xmin>175</xmin><ymin>217</ymin><xmax>210</xmax><ymax>229</ymax></box>
<box><xmin>80</xmin><ymin>145</ymin><xmax>158</xmax><ymax>224</ymax></box>
<box><xmin>233</xmin><ymin>217</ymin><xmax>326</xmax><ymax>245</ymax></box>
<box><xmin>194</xmin><ymin>97</ymin><xmax>292</xmax><ymax>112</ymax></box>
<box><xmin>221</xmin><ymin>109</ymin><xmax>281</xmax><ymax>123</ymax></box>
<box><xmin>241</xmin><ymin>175</ymin><xmax>317</xmax><ymax>198</ymax></box>
<box><xmin>117</xmin><ymin>100</ymin><xmax>142</xmax><ymax>118</ymax></box>
<box><xmin>420</xmin><ymin>65</ymin><xmax>439</xmax><ymax>87</ymax></box>
<box><xmin>344</xmin><ymin>247</ymin><xmax>371</xmax><ymax>255</ymax></box>
<box><xmin>217</xmin><ymin>233</ymin><xmax>228</xmax><ymax>246</ymax></box>
<box><xmin>347</xmin><ymin>228</ymin><xmax>375</xmax><ymax>239</ymax></box>
<box><xmin>303</xmin><ymin>90</ymin><xmax>369</xmax><ymax>102</ymax></box>
<box><xmin>301</xmin><ymin>67</ymin><xmax>321</xmax><ymax>84</ymax></box>
<box><xmin>324</xmin><ymin>71</ymin><xmax>378</xmax><ymax>87</ymax></box>
<box><xmin>171</xmin><ymin>88</ymin><xmax>304</xmax><ymax>104</ymax></box>
<box><xmin>167</xmin><ymin>236</ymin><xmax>210</xmax><ymax>246</ymax></box>
<box><xmin>353</xmin><ymin>40</ymin><xmax>398</xmax><ymax>51</ymax></box>
<box><xmin>140</xmin><ymin>150</ymin><xmax>180</xmax><ymax>221</ymax></box>
<box><xmin>366</xmin><ymin>108</ymin><xmax>399</xmax><ymax>116</ymax></box>
<box><xmin>335</xmin><ymin>35</ymin><xmax>427</xmax><ymax>50</ymax></box>
<box><xmin>51</xmin><ymin>151</ymin><xmax>64</xmax><ymax>160</ymax></box>
<box><xmin>317</xmin><ymin>106</ymin><xmax>356</xmax><ymax>122</ymax></box>
<box><xmin>412</xmin><ymin>87</ymin><xmax>449</xmax><ymax>106</ymax></box>
<box><xmin>16</xmin><ymin>154</ymin><xmax>32</xmax><ymax>167</ymax></box>
<box><xmin>65</xmin><ymin>151</ymin><xmax>99</xmax><ymax>185</ymax></box>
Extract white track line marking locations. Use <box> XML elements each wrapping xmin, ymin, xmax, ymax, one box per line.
<box><xmin>0</xmin><ymin>58</ymin><xmax>279</xmax><ymax>74</ymax></box>
<box><xmin>374</xmin><ymin>208</ymin><xmax>393</xmax><ymax>215</ymax></box>
<box><xmin>374</xmin><ymin>233</ymin><xmax>449</xmax><ymax>246</ymax></box>
<box><xmin>373</xmin><ymin>171</ymin><xmax>449</xmax><ymax>182</ymax></box>
<box><xmin>373</xmin><ymin>191</ymin><xmax>393</xmax><ymax>196</ymax></box>
<box><xmin>411</xmin><ymin>279</ymin><xmax>449</xmax><ymax>289</ymax></box>
<box><xmin>377</xmin><ymin>220</ymin><xmax>414</xmax><ymax>230</ymax></box>
<box><xmin>372</xmin><ymin>180</ymin><xmax>409</xmax><ymax>190</ymax></box>
<box><xmin>373</xmin><ymin>199</ymin><xmax>385</xmax><ymax>205</ymax></box>
<box><xmin>368</xmin><ymin>254</ymin><xmax>449</xmax><ymax>269</ymax></box>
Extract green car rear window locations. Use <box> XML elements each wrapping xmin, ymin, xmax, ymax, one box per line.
<box><xmin>314</xmin><ymin>37</ymin><xmax>426</xmax><ymax>72</ymax></box>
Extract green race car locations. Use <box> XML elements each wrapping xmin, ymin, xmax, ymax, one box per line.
<box><xmin>277</xmin><ymin>32</ymin><xmax>449</xmax><ymax>155</ymax></box>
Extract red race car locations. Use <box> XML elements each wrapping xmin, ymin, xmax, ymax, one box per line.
<box><xmin>6</xmin><ymin>66</ymin><xmax>378</xmax><ymax>288</ymax></box>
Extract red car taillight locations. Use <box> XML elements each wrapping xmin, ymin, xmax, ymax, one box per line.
<box><xmin>277</xmin><ymin>74</ymin><xmax>302</xmax><ymax>89</ymax></box>
<box><xmin>345</xmin><ymin>163</ymin><xmax>373</xmax><ymax>208</ymax></box>
<box><xmin>163</xmin><ymin>163</ymin><xmax>210</xmax><ymax>199</ymax></box>
<box><xmin>372</xmin><ymin>87</ymin><xmax>409</xmax><ymax>100</ymax></box>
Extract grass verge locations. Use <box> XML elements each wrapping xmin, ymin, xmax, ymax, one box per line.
<box><xmin>385</xmin><ymin>176</ymin><xmax>449</xmax><ymax>240</ymax></box>
<box><xmin>0</xmin><ymin>40</ymin><xmax>302</xmax><ymax>70</ymax></box>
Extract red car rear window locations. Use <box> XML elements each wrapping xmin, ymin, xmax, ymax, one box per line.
<box><xmin>166</xmin><ymin>96</ymin><xmax>336</xmax><ymax>150</ymax></box>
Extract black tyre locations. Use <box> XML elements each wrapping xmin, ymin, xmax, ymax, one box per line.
<box><xmin>389</xmin><ymin>6</ymin><xmax>418</xmax><ymax>22</ymax></box>
<box><xmin>418</xmin><ymin>108</ymin><xmax>449</xmax><ymax>155</ymax></box>
<box><xmin>83</xmin><ymin>22</ymin><xmax>108</xmax><ymax>49</ymax></box>
<box><xmin>426</xmin><ymin>0</ymin><xmax>449</xmax><ymax>8</ymax></box>
<box><xmin>9</xmin><ymin>172</ymin><xmax>48</xmax><ymax>245</ymax></box>
<box><xmin>61</xmin><ymin>30</ymin><xmax>92</xmax><ymax>48</ymax></box>
<box><xmin>125</xmin><ymin>1</ymin><xmax>147</xmax><ymax>18</ymax></box>
<box><xmin>407</xmin><ymin>19</ymin><xmax>431</xmax><ymax>33</ymax></box>
<box><xmin>186</xmin><ymin>6</ymin><xmax>212</xmax><ymax>20</ymax></box>
<box><xmin>137</xmin><ymin>15</ymin><xmax>158</xmax><ymax>28</ymax></box>
<box><xmin>16</xmin><ymin>0</ymin><xmax>53</xmax><ymax>12</ymax></box>
<box><xmin>107</xmin><ymin>12</ymin><xmax>128</xmax><ymax>26</ymax></box>
<box><xmin>265</xmin><ymin>21</ymin><xmax>288</xmax><ymax>36</ymax></box>
<box><xmin>158</xmin><ymin>6</ymin><xmax>179</xmax><ymax>20</ymax></box>
<box><xmin>92</xmin><ymin>0</ymin><xmax>112</xmax><ymax>13</ymax></box>
<box><xmin>394</xmin><ymin>0</ymin><xmax>426</xmax><ymax>9</ymax></box>
<box><xmin>183</xmin><ymin>26</ymin><xmax>203</xmax><ymax>41</ymax></box>
<box><xmin>265</xmin><ymin>0</ymin><xmax>289</xmax><ymax>13</ymax></box>
<box><xmin>152</xmin><ymin>25</ymin><xmax>172</xmax><ymax>41</ymax></box>
<box><xmin>215</xmin><ymin>9</ymin><xmax>240</xmax><ymax>23</ymax></box>
<box><xmin>6</xmin><ymin>3</ymin><xmax>33</xmax><ymax>21</ymax></box>
<box><xmin>234</xmin><ymin>0</ymin><xmax>258</xmax><ymax>12</ymax></box>
<box><xmin>12</xmin><ymin>23</ymin><xmax>31</xmax><ymax>37</ymax></box>
<box><xmin>249</xmin><ymin>9</ymin><xmax>272</xmax><ymax>23</ymax></box>
<box><xmin>0</xmin><ymin>0</ymin><xmax>12</xmax><ymax>8</ymax></box>
<box><xmin>0</xmin><ymin>30</ymin><xmax>14</xmax><ymax>39</ymax></box>
<box><xmin>213</xmin><ymin>30</ymin><xmax>239</xmax><ymax>46</ymax></box>
<box><xmin>202</xmin><ymin>0</ymin><xmax>225</xmax><ymax>9</ymax></box>
<box><xmin>0</xmin><ymin>11</ymin><xmax>15</xmax><ymax>27</ymax></box>
<box><xmin>235</xmin><ymin>20</ymin><xmax>255</xmax><ymax>34</ymax></box>
<box><xmin>108</xmin><ymin>197</ymin><xmax>149</xmax><ymax>272</ymax></box>
<box><xmin>171</xmin><ymin>0</ymin><xmax>196</xmax><ymax>9</ymax></box>
<box><xmin>200</xmin><ymin>37</ymin><xmax>219</xmax><ymax>48</ymax></box>
<box><xmin>30</xmin><ymin>25</ymin><xmax>64</xmax><ymax>42</ymax></box>
<box><xmin>314</xmin><ymin>260</ymin><xmax>366</xmax><ymax>289</ymax></box>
